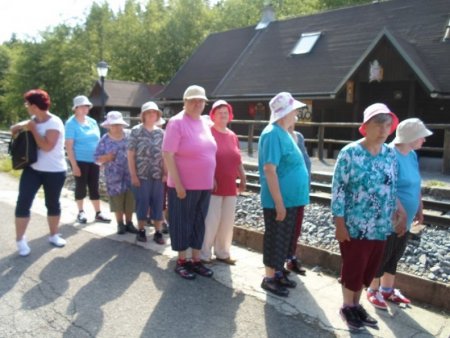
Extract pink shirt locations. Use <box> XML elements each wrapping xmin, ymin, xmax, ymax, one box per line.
<box><xmin>163</xmin><ymin>111</ymin><xmax>217</xmax><ymax>190</ymax></box>
<box><xmin>211</xmin><ymin>127</ymin><xmax>242</xmax><ymax>196</ymax></box>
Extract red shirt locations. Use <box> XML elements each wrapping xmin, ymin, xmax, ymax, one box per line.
<box><xmin>211</xmin><ymin>127</ymin><xmax>242</xmax><ymax>196</ymax></box>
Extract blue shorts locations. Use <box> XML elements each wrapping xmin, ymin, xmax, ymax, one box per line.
<box><xmin>131</xmin><ymin>178</ymin><xmax>164</xmax><ymax>221</ymax></box>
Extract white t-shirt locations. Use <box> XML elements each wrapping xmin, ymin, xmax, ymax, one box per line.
<box><xmin>31</xmin><ymin>113</ymin><xmax>67</xmax><ymax>172</ymax></box>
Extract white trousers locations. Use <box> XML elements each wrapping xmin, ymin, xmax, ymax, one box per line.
<box><xmin>200</xmin><ymin>195</ymin><xmax>237</xmax><ymax>260</ymax></box>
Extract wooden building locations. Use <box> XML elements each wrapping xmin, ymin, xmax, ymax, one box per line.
<box><xmin>89</xmin><ymin>79</ymin><xmax>164</xmax><ymax>125</ymax></box>
<box><xmin>157</xmin><ymin>0</ymin><xmax>450</xmax><ymax>158</ymax></box>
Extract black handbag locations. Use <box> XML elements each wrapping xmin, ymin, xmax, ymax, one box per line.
<box><xmin>8</xmin><ymin>129</ymin><xmax>38</xmax><ymax>170</ymax></box>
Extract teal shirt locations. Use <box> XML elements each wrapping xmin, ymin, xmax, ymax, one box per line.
<box><xmin>392</xmin><ymin>147</ymin><xmax>421</xmax><ymax>230</ymax></box>
<box><xmin>331</xmin><ymin>141</ymin><xmax>397</xmax><ymax>240</ymax></box>
<box><xmin>258</xmin><ymin>123</ymin><xmax>309</xmax><ymax>208</ymax></box>
<box><xmin>65</xmin><ymin>115</ymin><xmax>100</xmax><ymax>163</ymax></box>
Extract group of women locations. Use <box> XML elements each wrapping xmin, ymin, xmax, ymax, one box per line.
<box><xmin>11</xmin><ymin>87</ymin><xmax>432</xmax><ymax>329</ymax></box>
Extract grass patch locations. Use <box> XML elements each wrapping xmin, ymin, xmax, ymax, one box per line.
<box><xmin>423</xmin><ymin>180</ymin><xmax>448</xmax><ymax>188</ymax></box>
<box><xmin>0</xmin><ymin>156</ymin><xmax>22</xmax><ymax>178</ymax></box>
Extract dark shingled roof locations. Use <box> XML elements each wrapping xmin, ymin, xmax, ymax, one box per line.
<box><xmin>157</xmin><ymin>0</ymin><xmax>450</xmax><ymax>101</ymax></box>
<box><xmin>90</xmin><ymin>79</ymin><xmax>164</xmax><ymax>108</ymax></box>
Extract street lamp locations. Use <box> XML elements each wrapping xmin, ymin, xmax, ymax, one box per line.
<box><xmin>96</xmin><ymin>60</ymin><xmax>109</xmax><ymax>118</ymax></box>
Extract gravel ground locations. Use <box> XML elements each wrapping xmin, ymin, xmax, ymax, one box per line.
<box><xmin>235</xmin><ymin>193</ymin><xmax>450</xmax><ymax>284</ymax></box>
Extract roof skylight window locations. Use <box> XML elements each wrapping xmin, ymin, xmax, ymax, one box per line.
<box><xmin>291</xmin><ymin>32</ymin><xmax>321</xmax><ymax>55</ymax></box>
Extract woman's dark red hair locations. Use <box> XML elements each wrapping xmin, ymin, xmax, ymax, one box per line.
<box><xmin>24</xmin><ymin>89</ymin><xmax>51</xmax><ymax>111</ymax></box>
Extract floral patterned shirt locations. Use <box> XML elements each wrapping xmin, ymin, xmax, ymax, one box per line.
<box><xmin>331</xmin><ymin>141</ymin><xmax>397</xmax><ymax>240</ymax></box>
<box><xmin>94</xmin><ymin>131</ymin><xmax>131</xmax><ymax>196</ymax></box>
<box><xmin>128</xmin><ymin>124</ymin><xmax>164</xmax><ymax>180</ymax></box>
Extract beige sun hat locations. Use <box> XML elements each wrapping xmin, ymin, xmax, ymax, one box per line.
<box><xmin>183</xmin><ymin>85</ymin><xmax>208</xmax><ymax>101</ymax></box>
<box><xmin>269</xmin><ymin>92</ymin><xmax>306</xmax><ymax>123</ymax></box>
<box><xmin>72</xmin><ymin>95</ymin><xmax>93</xmax><ymax>110</ymax></box>
<box><xmin>140</xmin><ymin>101</ymin><xmax>165</xmax><ymax>126</ymax></box>
<box><xmin>393</xmin><ymin>118</ymin><xmax>433</xmax><ymax>144</ymax></box>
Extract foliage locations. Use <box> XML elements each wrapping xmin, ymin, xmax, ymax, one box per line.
<box><xmin>0</xmin><ymin>0</ymin><xmax>372</xmax><ymax>124</ymax></box>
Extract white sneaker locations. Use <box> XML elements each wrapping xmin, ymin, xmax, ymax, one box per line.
<box><xmin>17</xmin><ymin>237</ymin><xmax>31</xmax><ymax>256</ymax></box>
<box><xmin>49</xmin><ymin>234</ymin><xmax>66</xmax><ymax>247</ymax></box>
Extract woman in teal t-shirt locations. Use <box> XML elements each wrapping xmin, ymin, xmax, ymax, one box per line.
<box><xmin>258</xmin><ymin>92</ymin><xmax>309</xmax><ymax>298</ymax></box>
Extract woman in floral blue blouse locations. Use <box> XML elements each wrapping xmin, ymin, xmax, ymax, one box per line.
<box><xmin>95</xmin><ymin>111</ymin><xmax>138</xmax><ymax>235</ymax></box>
<box><xmin>331</xmin><ymin>103</ymin><xmax>403</xmax><ymax>330</ymax></box>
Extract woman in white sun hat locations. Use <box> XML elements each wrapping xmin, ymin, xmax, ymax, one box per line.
<box><xmin>95</xmin><ymin>111</ymin><xmax>138</xmax><ymax>235</ymax></box>
<box><xmin>367</xmin><ymin>118</ymin><xmax>433</xmax><ymax>309</ymax></box>
<box><xmin>258</xmin><ymin>92</ymin><xmax>309</xmax><ymax>298</ymax></box>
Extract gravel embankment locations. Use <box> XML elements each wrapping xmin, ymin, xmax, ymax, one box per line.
<box><xmin>236</xmin><ymin>193</ymin><xmax>450</xmax><ymax>284</ymax></box>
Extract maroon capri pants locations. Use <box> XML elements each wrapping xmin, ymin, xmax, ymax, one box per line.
<box><xmin>339</xmin><ymin>239</ymin><xmax>386</xmax><ymax>292</ymax></box>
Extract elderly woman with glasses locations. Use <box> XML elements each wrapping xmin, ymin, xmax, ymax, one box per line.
<box><xmin>331</xmin><ymin>103</ymin><xmax>405</xmax><ymax>330</ymax></box>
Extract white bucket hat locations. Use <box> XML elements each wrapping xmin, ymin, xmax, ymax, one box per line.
<box><xmin>392</xmin><ymin>118</ymin><xmax>433</xmax><ymax>144</ymax></box>
<box><xmin>269</xmin><ymin>92</ymin><xmax>306</xmax><ymax>123</ymax></box>
<box><xmin>183</xmin><ymin>85</ymin><xmax>208</xmax><ymax>101</ymax></box>
<box><xmin>140</xmin><ymin>101</ymin><xmax>165</xmax><ymax>126</ymax></box>
<box><xmin>101</xmin><ymin>111</ymin><xmax>129</xmax><ymax>127</ymax></box>
<box><xmin>72</xmin><ymin>95</ymin><xmax>93</xmax><ymax>110</ymax></box>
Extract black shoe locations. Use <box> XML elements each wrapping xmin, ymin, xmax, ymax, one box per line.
<box><xmin>153</xmin><ymin>231</ymin><xmax>165</xmax><ymax>245</ymax></box>
<box><xmin>125</xmin><ymin>221</ymin><xmax>139</xmax><ymax>234</ymax></box>
<box><xmin>261</xmin><ymin>278</ymin><xmax>289</xmax><ymax>297</ymax></box>
<box><xmin>175</xmin><ymin>262</ymin><xmax>196</xmax><ymax>280</ymax></box>
<box><xmin>77</xmin><ymin>210</ymin><xmax>87</xmax><ymax>224</ymax></box>
<box><xmin>276</xmin><ymin>274</ymin><xmax>297</xmax><ymax>288</ymax></box>
<box><xmin>340</xmin><ymin>306</ymin><xmax>364</xmax><ymax>330</ymax></box>
<box><xmin>117</xmin><ymin>222</ymin><xmax>126</xmax><ymax>235</ymax></box>
<box><xmin>191</xmin><ymin>261</ymin><xmax>213</xmax><ymax>277</ymax></box>
<box><xmin>287</xmin><ymin>259</ymin><xmax>306</xmax><ymax>275</ymax></box>
<box><xmin>136</xmin><ymin>229</ymin><xmax>147</xmax><ymax>242</ymax></box>
<box><xmin>95</xmin><ymin>211</ymin><xmax>111</xmax><ymax>223</ymax></box>
<box><xmin>353</xmin><ymin>305</ymin><xmax>378</xmax><ymax>327</ymax></box>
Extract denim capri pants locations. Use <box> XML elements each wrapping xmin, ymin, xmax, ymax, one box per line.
<box><xmin>15</xmin><ymin>166</ymin><xmax>66</xmax><ymax>218</ymax></box>
<box><xmin>131</xmin><ymin>178</ymin><xmax>164</xmax><ymax>221</ymax></box>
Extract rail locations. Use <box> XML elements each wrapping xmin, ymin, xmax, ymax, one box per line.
<box><xmin>244</xmin><ymin>170</ymin><xmax>450</xmax><ymax>229</ymax></box>
<box><xmin>229</xmin><ymin>120</ymin><xmax>450</xmax><ymax>174</ymax></box>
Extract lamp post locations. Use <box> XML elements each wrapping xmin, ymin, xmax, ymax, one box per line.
<box><xmin>96</xmin><ymin>60</ymin><xmax>109</xmax><ymax>118</ymax></box>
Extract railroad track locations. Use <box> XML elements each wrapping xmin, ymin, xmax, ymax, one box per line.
<box><xmin>244</xmin><ymin>171</ymin><xmax>450</xmax><ymax>229</ymax></box>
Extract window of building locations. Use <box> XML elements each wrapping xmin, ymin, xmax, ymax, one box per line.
<box><xmin>291</xmin><ymin>32</ymin><xmax>321</xmax><ymax>55</ymax></box>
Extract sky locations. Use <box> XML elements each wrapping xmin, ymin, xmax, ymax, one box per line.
<box><xmin>0</xmin><ymin>0</ymin><xmax>146</xmax><ymax>44</ymax></box>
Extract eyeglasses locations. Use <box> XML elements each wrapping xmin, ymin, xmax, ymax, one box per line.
<box><xmin>24</xmin><ymin>102</ymin><xmax>30</xmax><ymax>107</ymax></box>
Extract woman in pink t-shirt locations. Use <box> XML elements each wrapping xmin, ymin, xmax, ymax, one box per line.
<box><xmin>200</xmin><ymin>100</ymin><xmax>246</xmax><ymax>264</ymax></box>
<box><xmin>162</xmin><ymin>85</ymin><xmax>217</xmax><ymax>280</ymax></box>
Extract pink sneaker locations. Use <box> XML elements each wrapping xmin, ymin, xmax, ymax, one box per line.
<box><xmin>382</xmin><ymin>289</ymin><xmax>411</xmax><ymax>304</ymax></box>
<box><xmin>367</xmin><ymin>290</ymin><xmax>388</xmax><ymax>310</ymax></box>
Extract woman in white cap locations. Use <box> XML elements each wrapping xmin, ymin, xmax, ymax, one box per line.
<box><xmin>162</xmin><ymin>85</ymin><xmax>217</xmax><ymax>280</ymax></box>
<box><xmin>65</xmin><ymin>95</ymin><xmax>110</xmax><ymax>224</ymax></box>
<box><xmin>95</xmin><ymin>111</ymin><xmax>138</xmax><ymax>235</ymax></box>
<box><xmin>258</xmin><ymin>92</ymin><xmax>309</xmax><ymax>297</ymax></box>
<box><xmin>200</xmin><ymin>100</ymin><xmax>246</xmax><ymax>265</ymax></box>
<box><xmin>366</xmin><ymin>118</ymin><xmax>433</xmax><ymax>309</ymax></box>
<box><xmin>127</xmin><ymin>101</ymin><xmax>166</xmax><ymax>245</ymax></box>
<box><xmin>331</xmin><ymin>103</ymin><xmax>403</xmax><ymax>330</ymax></box>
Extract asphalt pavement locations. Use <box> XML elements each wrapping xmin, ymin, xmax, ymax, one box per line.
<box><xmin>0</xmin><ymin>172</ymin><xmax>449</xmax><ymax>338</ymax></box>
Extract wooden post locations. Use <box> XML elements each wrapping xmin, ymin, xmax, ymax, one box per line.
<box><xmin>318</xmin><ymin>125</ymin><xmax>325</xmax><ymax>160</ymax></box>
<box><xmin>443</xmin><ymin>128</ymin><xmax>450</xmax><ymax>174</ymax></box>
<box><xmin>248</xmin><ymin>123</ymin><xmax>254</xmax><ymax>157</ymax></box>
